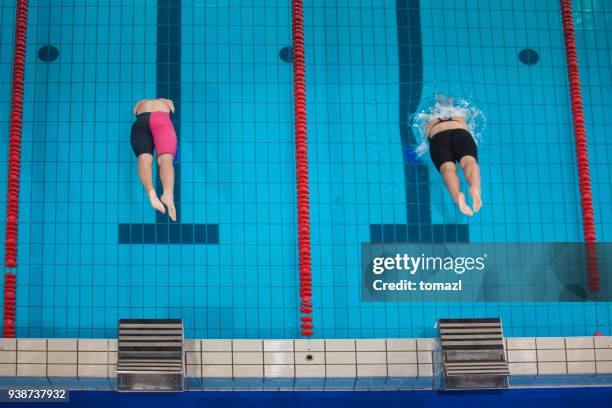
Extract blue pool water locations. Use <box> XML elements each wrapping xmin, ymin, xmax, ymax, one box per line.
<box><xmin>0</xmin><ymin>0</ymin><xmax>611</xmax><ymax>339</ymax></box>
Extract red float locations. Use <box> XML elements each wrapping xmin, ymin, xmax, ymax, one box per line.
<box><xmin>3</xmin><ymin>0</ymin><xmax>28</xmax><ymax>338</ymax></box>
<box><xmin>292</xmin><ymin>0</ymin><xmax>313</xmax><ymax>336</ymax></box>
<box><xmin>560</xmin><ymin>0</ymin><xmax>599</xmax><ymax>291</ymax></box>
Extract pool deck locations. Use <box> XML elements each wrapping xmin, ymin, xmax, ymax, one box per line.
<box><xmin>0</xmin><ymin>336</ymin><xmax>611</xmax><ymax>390</ymax></box>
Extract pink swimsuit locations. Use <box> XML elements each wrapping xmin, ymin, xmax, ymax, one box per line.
<box><xmin>130</xmin><ymin>111</ymin><xmax>177</xmax><ymax>158</ymax></box>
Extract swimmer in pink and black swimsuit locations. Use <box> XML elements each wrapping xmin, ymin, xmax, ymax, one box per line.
<box><xmin>131</xmin><ymin>98</ymin><xmax>178</xmax><ymax>221</ymax></box>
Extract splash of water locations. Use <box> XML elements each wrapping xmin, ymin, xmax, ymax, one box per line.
<box><xmin>411</xmin><ymin>94</ymin><xmax>486</xmax><ymax>156</ymax></box>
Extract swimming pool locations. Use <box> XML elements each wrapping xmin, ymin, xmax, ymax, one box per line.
<box><xmin>0</xmin><ymin>0</ymin><xmax>611</xmax><ymax>340</ymax></box>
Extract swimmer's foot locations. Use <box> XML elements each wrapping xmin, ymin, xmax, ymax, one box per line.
<box><xmin>469</xmin><ymin>187</ymin><xmax>482</xmax><ymax>213</ymax></box>
<box><xmin>455</xmin><ymin>192</ymin><xmax>474</xmax><ymax>216</ymax></box>
<box><xmin>147</xmin><ymin>189</ymin><xmax>166</xmax><ymax>214</ymax></box>
<box><xmin>161</xmin><ymin>194</ymin><xmax>176</xmax><ymax>222</ymax></box>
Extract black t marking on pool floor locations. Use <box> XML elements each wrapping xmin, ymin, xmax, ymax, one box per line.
<box><xmin>119</xmin><ymin>0</ymin><xmax>218</xmax><ymax>244</ymax></box>
<box><xmin>370</xmin><ymin>1</ymin><xmax>469</xmax><ymax>244</ymax></box>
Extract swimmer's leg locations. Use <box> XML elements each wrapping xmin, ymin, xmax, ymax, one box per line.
<box><xmin>459</xmin><ymin>155</ymin><xmax>482</xmax><ymax>212</ymax></box>
<box><xmin>158</xmin><ymin>153</ymin><xmax>176</xmax><ymax>222</ymax></box>
<box><xmin>440</xmin><ymin>161</ymin><xmax>473</xmax><ymax>216</ymax></box>
<box><xmin>137</xmin><ymin>153</ymin><xmax>166</xmax><ymax>214</ymax></box>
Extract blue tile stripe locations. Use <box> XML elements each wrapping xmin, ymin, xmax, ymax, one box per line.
<box><xmin>157</xmin><ymin>0</ymin><xmax>182</xmax><ymax>224</ymax></box>
<box><xmin>396</xmin><ymin>0</ymin><xmax>423</xmax><ymax>146</ymax></box>
<box><xmin>118</xmin><ymin>223</ymin><xmax>219</xmax><ymax>244</ymax></box>
<box><xmin>370</xmin><ymin>223</ymin><xmax>469</xmax><ymax>243</ymax></box>
<box><xmin>370</xmin><ymin>1</ymin><xmax>470</xmax><ymax>244</ymax></box>
<box><xmin>118</xmin><ymin>0</ymin><xmax>219</xmax><ymax>245</ymax></box>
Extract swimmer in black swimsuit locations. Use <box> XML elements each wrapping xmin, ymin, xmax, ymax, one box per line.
<box><xmin>426</xmin><ymin>114</ymin><xmax>481</xmax><ymax>216</ymax></box>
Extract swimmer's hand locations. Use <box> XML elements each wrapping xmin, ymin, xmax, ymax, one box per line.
<box><xmin>435</xmin><ymin>94</ymin><xmax>447</xmax><ymax>105</ymax></box>
<box><xmin>435</xmin><ymin>94</ymin><xmax>455</xmax><ymax>106</ymax></box>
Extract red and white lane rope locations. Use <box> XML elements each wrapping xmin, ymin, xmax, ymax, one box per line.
<box><xmin>560</xmin><ymin>0</ymin><xmax>599</xmax><ymax>291</ymax></box>
<box><xmin>292</xmin><ymin>0</ymin><xmax>313</xmax><ymax>336</ymax></box>
<box><xmin>3</xmin><ymin>0</ymin><xmax>29</xmax><ymax>338</ymax></box>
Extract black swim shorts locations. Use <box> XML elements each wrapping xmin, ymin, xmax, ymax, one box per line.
<box><xmin>428</xmin><ymin>128</ymin><xmax>478</xmax><ymax>171</ymax></box>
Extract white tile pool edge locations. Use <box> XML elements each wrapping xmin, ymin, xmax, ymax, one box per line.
<box><xmin>0</xmin><ymin>337</ymin><xmax>611</xmax><ymax>390</ymax></box>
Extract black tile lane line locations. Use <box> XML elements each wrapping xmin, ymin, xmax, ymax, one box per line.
<box><xmin>396</xmin><ymin>0</ymin><xmax>422</xmax><ymax>147</ymax></box>
<box><xmin>369</xmin><ymin>0</ymin><xmax>469</xmax><ymax>244</ymax></box>
<box><xmin>119</xmin><ymin>0</ymin><xmax>218</xmax><ymax>244</ymax></box>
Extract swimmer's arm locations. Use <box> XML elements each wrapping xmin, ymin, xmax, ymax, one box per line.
<box><xmin>161</xmin><ymin>98</ymin><xmax>175</xmax><ymax>113</ymax></box>
<box><xmin>425</xmin><ymin>120</ymin><xmax>435</xmax><ymax>137</ymax></box>
<box><xmin>132</xmin><ymin>99</ymin><xmax>145</xmax><ymax>115</ymax></box>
